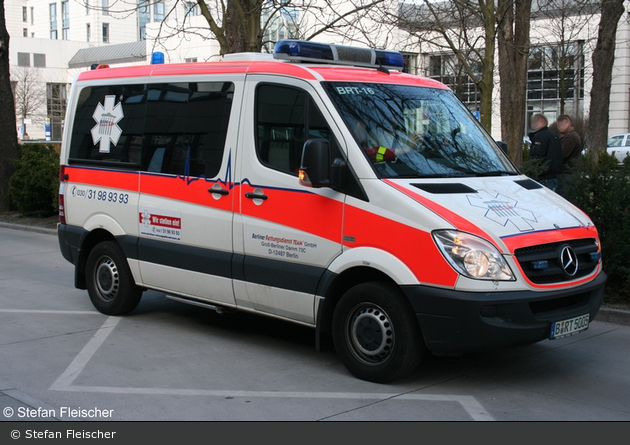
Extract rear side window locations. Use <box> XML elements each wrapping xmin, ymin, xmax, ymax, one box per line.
<box><xmin>69</xmin><ymin>83</ymin><xmax>147</xmax><ymax>167</ymax></box>
<box><xmin>69</xmin><ymin>81</ymin><xmax>234</xmax><ymax>178</ymax></box>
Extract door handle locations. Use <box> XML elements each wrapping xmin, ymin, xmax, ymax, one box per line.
<box><xmin>208</xmin><ymin>188</ymin><xmax>229</xmax><ymax>196</ymax></box>
<box><xmin>245</xmin><ymin>192</ymin><xmax>268</xmax><ymax>200</ymax></box>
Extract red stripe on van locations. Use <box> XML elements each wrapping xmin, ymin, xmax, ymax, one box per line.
<box><xmin>246</xmin><ymin>62</ymin><xmax>319</xmax><ymax>80</ymax></box>
<box><xmin>342</xmin><ymin>204</ymin><xmax>459</xmax><ymax>287</ymax></box>
<box><xmin>239</xmin><ymin>183</ymin><xmax>344</xmax><ymax>243</ymax></box>
<box><xmin>76</xmin><ymin>61</ymin><xmax>312</xmax><ymax>82</ymax></box>
<box><xmin>64</xmin><ymin>166</ymin><xmax>139</xmax><ymax>191</ymax></box>
<box><xmin>76</xmin><ymin>63</ymin><xmax>249</xmax><ymax>81</ymax></box>
<box><xmin>314</xmin><ymin>67</ymin><xmax>450</xmax><ymax>87</ymax></box>
<box><xmin>65</xmin><ymin>167</ymin><xmax>235</xmax><ymax>211</ymax></box>
<box><xmin>139</xmin><ymin>174</ymin><xmax>233</xmax><ymax>212</ymax></box>
<box><xmin>500</xmin><ymin>226</ymin><xmax>600</xmax><ymax>254</ymax></box>
<box><xmin>238</xmin><ymin>183</ymin><xmax>457</xmax><ymax>286</ymax></box>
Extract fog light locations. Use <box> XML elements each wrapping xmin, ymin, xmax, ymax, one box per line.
<box><xmin>480</xmin><ymin>306</ymin><xmax>497</xmax><ymax>317</ymax></box>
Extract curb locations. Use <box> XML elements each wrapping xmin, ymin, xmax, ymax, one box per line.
<box><xmin>1</xmin><ymin>221</ymin><xmax>630</xmax><ymax>327</ymax></box>
<box><xmin>0</xmin><ymin>221</ymin><xmax>57</xmax><ymax>235</ymax></box>
<box><xmin>595</xmin><ymin>306</ymin><xmax>630</xmax><ymax>326</ymax></box>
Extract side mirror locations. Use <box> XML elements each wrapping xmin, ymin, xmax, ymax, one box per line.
<box><xmin>496</xmin><ymin>140</ymin><xmax>508</xmax><ymax>154</ymax></box>
<box><xmin>299</xmin><ymin>139</ymin><xmax>332</xmax><ymax>188</ymax></box>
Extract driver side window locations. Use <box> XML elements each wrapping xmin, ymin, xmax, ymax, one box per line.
<box><xmin>255</xmin><ymin>84</ymin><xmax>335</xmax><ymax>175</ymax></box>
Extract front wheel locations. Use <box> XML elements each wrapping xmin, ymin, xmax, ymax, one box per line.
<box><xmin>86</xmin><ymin>241</ymin><xmax>143</xmax><ymax>315</ymax></box>
<box><xmin>332</xmin><ymin>282</ymin><xmax>425</xmax><ymax>383</ymax></box>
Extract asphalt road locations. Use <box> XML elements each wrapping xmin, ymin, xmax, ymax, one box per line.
<box><xmin>1</xmin><ymin>225</ymin><xmax>629</xmax><ymax>422</ymax></box>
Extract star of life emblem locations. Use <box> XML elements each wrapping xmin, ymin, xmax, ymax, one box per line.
<box><xmin>91</xmin><ymin>95</ymin><xmax>124</xmax><ymax>153</ymax></box>
<box><xmin>467</xmin><ymin>190</ymin><xmax>538</xmax><ymax>232</ymax></box>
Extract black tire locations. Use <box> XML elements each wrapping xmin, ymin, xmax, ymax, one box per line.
<box><xmin>332</xmin><ymin>282</ymin><xmax>425</xmax><ymax>383</ymax></box>
<box><xmin>86</xmin><ymin>241</ymin><xmax>143</xmax><ymax>315</ymax></box>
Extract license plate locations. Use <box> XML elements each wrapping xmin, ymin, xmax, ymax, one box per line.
<box><xmin>550</xmin><ymin>314</ymin><xmax>589</xmax><ymax>339</ymax></box>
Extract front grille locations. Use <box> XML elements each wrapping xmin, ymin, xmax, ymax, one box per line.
<box><xmin>514</xmin><ymin>238</ymin><xmax>600</xmax><ymax>284</ymax></box>
<box><xmin>529</xmin><ymin>292</ymin><xmax>591</xmax><ymax>317</ymax></box>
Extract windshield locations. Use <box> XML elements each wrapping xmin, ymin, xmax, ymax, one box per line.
<box><xmin>323</xmin><ymin>82</ymin><xmax>517</xmax><ymax>178</ymax></box>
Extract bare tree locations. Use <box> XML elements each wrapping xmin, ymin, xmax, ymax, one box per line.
<box><xmin>11</xmin><ymin>66</ymin><xmax>47</xmax><ymax>139</ymax></box>
<box><xmin>292</xmin><ymin>0</ymin><xmax>396</xmax><ymax>47</ymax></box>
<box><xmin>584</xmin><ymin>0</ymin><xmax>625</xmax><ymax>156</ymax></box>
<box><xmin>497</xmin><ymin>0</ymin><xmax>532</xmax><ymax>167</ymax></box>
<box><xmin>0</xmin><ymin>0</ymin><xmax>19</xmax><ymax>211</ymax></box>
<box><xmin>92</xmin><ymin>1</ymin><xmax>393</xmax><ymax>57</ymax></box>
<box><xmin>396</xmin><ymin>1</ymin><xmax>497</xmax><ymax>132</ymax></box>
<box><xmin>198</xmin><ymin>0</ymin><xmax>264</xmax><ymax>54</ymax></box>
<box><xmin>204</xmin><ymin>0</ymin><xmax>397</xmax><ymax>54</ymax></box>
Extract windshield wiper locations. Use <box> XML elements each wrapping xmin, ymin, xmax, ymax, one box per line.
<box><xmin>396</xmin><ymin>172</ymin><xmax>475</xmax><ymax>178</ymax></box>
<box><xmin>474</xmin><ymin>170</ymin><xmax>519</xmax><ymax>177</ymax></box>
<box><xmin>392</xmin><ymin>170</ymin><xmax>517</xmax><ymax>179</ymax></box>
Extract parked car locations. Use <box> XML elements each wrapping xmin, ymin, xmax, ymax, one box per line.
<box><xmin>607</xmin><ymin>133</ymin><xmax>630</xmax><ymax>164</ymax></box>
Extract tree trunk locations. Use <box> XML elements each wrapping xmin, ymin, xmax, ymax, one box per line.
<box><xmin>497</xmin><ymin>0</ymin><xmax>532</xmax><ymax>168</ymax></box>
<box><xmin>477</xmin><ymin>0</ymin><xmax>496</xmax><ymax>132</ymax></box>
<box><xmin>584</xmin><ymin>0</ymin><xmax>625</xmax><ymax>158</ymax></box>
<box><xmin>478</xmin><ymin>75</ymin><xmax>493</xmax><ymax>132</ymax></box>
<box><xmin>224</xmin><ymin>0</ymin><xmax>263</xmax><ymax>54</ymax></box>
<box><xmin>0</xmin><ymin>0</ymin><xmax>19</xmax><ymax>211</ymax></box>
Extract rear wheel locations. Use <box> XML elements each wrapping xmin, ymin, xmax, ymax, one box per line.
<box><xmin>86</xmin><ymin>241</ymin><xmax>142</xmax><ymax>315</ymax></box>
<box><xmin>332</xmin><ymin>282</ymin><xmax>424</xmax><ymax>383</ymax></box>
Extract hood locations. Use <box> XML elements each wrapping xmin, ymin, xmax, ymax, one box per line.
<box><xmin>384</xmin><ymin>176</ymin><xmax>598</xmax><ymax>254</ymax></box>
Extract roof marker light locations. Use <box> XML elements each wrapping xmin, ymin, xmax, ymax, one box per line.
<box><xmin>273</xmin><ymin>40</ymin><xmax>404</xmax><ymax>70</ymax></box>
<box><xmin>151</xmin><ymin>52</ymin><xmax>165</xmax><ymax>64</ymax></box>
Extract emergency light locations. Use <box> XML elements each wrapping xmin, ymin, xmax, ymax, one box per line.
<box><xmin>273</xmin><ymin>40</ymin><xmax>405</xmax><ymax>70</ymax></box>
<box><xmin>151</xmin><ymin>52</ymin><xmax>165</xmax><ymax>64</ymax></box>
<box><xmin>530</xmin><ymin>260</ymin><xmax>549</xmax><ymax>271</ymax></box>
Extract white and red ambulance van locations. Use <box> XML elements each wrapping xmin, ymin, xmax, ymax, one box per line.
<box><xmin>57</xmin><ymin>40</ymin><xmax>606</xmax><ymax>382</ymax></box>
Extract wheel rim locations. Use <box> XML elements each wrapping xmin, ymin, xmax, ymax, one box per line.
<box><xmin>346</xmin><ymin>303</ymin><xmax>394</xmax><ymax>366</ymax></box>
<box><xmin>94</xmin><ymin>255</ymin><xmax>120</xmax><ymax>302</ymax></box>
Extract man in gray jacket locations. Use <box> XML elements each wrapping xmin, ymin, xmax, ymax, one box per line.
<box><xmin>556</xmin><ymin>114</ymin><xmax>582</xmax><ymax>196</ymax></box>
<box><xmin>556</xmin><ymin>115</ymin><xmax>582</xmax><ymax>171</ymax></box>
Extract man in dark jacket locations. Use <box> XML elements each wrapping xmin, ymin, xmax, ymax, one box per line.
<box><xmin>528</xmin><ymin>114</ymin><xmax>563</xmax><ymax>191</ymax></box>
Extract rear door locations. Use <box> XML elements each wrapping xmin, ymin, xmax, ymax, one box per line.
<box><xmin>62</xmin><ymin>81</ymin><xmax>146</xmax><ymax>244</ymax></box>
<box><xmin>234</xmin><ymin>77</ymin><xmax>346</xmax><ymax>324</ymax></box>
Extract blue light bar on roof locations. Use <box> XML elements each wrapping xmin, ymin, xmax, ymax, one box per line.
<box><xmin>151</xmin><ymin>52</ymin><xmax>165</xmax><ymax>64</ymax></box>
<box><xmin>273</xmin><ymin>40</ymin><xmax>405</xmax><ymax>70</ymax></box>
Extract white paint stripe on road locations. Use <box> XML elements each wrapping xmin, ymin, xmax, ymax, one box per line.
<box><xmin>398</xmin><ymin>394</ymin><xmax>494</xmax><ymax>421</ymax></box>
<box><xmin>46</xmin><ymin>314</ymin><xmax>495</xmax><ymax>420</ymax></box>
<box><xmin>0</xmin><ymin>309</ymin><xmax>102</xmax><ymax>315</ymax></box>
<box><xmin>56</xmin><ymin>385</ymin><xmax>495</xmax><ymax>420</ymax></box>
<box><xmin>49</xmin><ymin>316</ymin><xmax>121</xmax><ymax>391</ymax></box>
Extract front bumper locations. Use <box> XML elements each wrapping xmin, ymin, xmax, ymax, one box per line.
<box><xmin>402</xmin><ymin>271</ymin><xmax>607</xmax><ymax>355</ymax></box>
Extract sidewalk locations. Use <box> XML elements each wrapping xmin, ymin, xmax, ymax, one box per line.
<box><xmin>1</xmin><ymin>220</ymin><xmax>629</xmax><ymax>327</ymax></box>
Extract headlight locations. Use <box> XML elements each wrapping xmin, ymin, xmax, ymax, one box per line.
<box><xmin>433</xmin><ymin>230</ymin><xmax>514</xmax><ymax>281</ymax></box>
